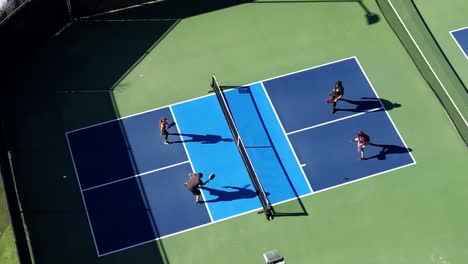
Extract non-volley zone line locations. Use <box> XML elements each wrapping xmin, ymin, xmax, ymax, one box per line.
<box><xmin>81</xmin><ymin>160</ymin><xmax>190</xmax><ymax>192</ymax></box>
<box><xmin>286</xmin><ymin>107</ymin><xmax>384</xmax><ymax>136</ymax></box>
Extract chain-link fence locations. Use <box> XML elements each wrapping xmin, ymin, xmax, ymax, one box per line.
<box><xmin>376</xmin><ymin>0</ymin><xmax>468</xmax><ymax>145</ymax></box>
<box><xmin>0</xmin><ymin>0</ymin><xmax>30</xmax><ymax>25</ymax></box>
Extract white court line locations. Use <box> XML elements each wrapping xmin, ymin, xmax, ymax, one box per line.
<box><xmin>387</xmin><ymin>0</ymin><xmax>467</xmax><ymax>127</ymax></box>
<box><xmin>450</xmin><ymin>26</ymin><xmax>468</xmax><ymax>33</ymax></box>
<box><xmin>449</xmin><ymin>27</ymin><xmax>468</xmax><ymax>60</ymax></box>
<box><xmin>259</xmin><ymin>82</ymin><xmax>314</xmax><ymax>193</ymax></box>
<box><xmin>81</xmin><ymin>160</ymin><xmax>190</xmax><ymax>192</ymax></box>
<box><xmin>286</xmin><ymin>107</ymin><xmax>383</xmax><ymax>136</ymax></box>
<box><xmin>65</xmin><ymin>93</ymin><xmax>215</xmax><ymax>134</ymax></box>
<box><xmin>65</xmin><ymin>134</ymin><xmax>100</xmax><ymax>256</ymax></box>
<box><xmin>78</xmin><ymin>0</ymin><xmax>165</xmax><ymax>20</ymax></box>
<box><xmin>253</xmin><ymin>56</ymin><xmax>356</xmax><ymax>84</ymax></box>
<box><xmin>100</xmin><ymin>160</ymin><xmax>417</xmax><ymax>257</ymax></box>
<box><xmin>65</xmin><ymin>57</ymin><xmax>356</xmax><ymax>135</ymax></box>
<box><xmin>72</xmin><ymin>55</ymin><xmax>417</xmax><ymax>256</ymax></box>
<box><xmin>287</xmin><ymin>162</ymin><xmax>416</xmax><ymax>203</ymax></box>
<box><xmin>84</xmin><ymin>19</ymin><xmax>178</xmax><ymax>22</ymax></box>
<box><xmin>98</xmin><ymin>200</ymin><xmax>270</xmax><ymax>256</ymax></box>
<box><xmin>170</xmin><ymin>106</ymin><xmax>214</xmax><ymax>222</ymax></box>
<box><xmin>354</xmin><ymin>57</ymin><xmax>417</xmax><ymax>164</ymax></box>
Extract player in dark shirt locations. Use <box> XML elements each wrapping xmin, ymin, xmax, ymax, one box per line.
<box><xmin>329</xmin><ymin>80</ymin><xmax>344</xmax><ymax>114</ymax></box>
<box><xmin>185</xmin><ymin>173</ymin><xmax>205</xmax><ymax>203</ymax></box>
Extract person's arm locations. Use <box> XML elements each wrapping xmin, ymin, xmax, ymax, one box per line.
<box><xmin>185</xmin><ymin>173</ymin><xmax>194</xmax><ymax>186</ymax></box>
<box><xmin>334</xmin><ymin>87</ymin><xmax>344</xmax><ymax>102</ymax></box>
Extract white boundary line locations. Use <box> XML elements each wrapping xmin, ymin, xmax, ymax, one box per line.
<box><xmin>65</xmin><ymin>133</ymin><xmax>101</xmax><ymax>256</ymax></box>
<box><xmin>65</xmin><ymin>57</ymin><xmax>356</xmax><ymax>135</ymax></box>
<box><xmin>68</xmin><ymin>55</ymin><xmax>417</xmax><ymax>256</ymax></box>
<box><xmin>450</xmin><ymin>26</ymin><xmax>468</xmax><ymax>34</ymax></box>
<box><xmin>259</xmin><ymin>82</ymin><xmax>314</xmax><ymax>193</ymax></box>
<box><xmin>354</xmin><ymin>57</ymin><xmax>417</xmax><ymax>163</ymax></box>
<box><xmin>286</xmin><ymin>107</ymin><xmax>383</xmax><ymax>136</ymax></box>
<box><xmin>449</xmin><ymin>27</ymin><xmax>468</xmax><ymax>60</ymax></box>
<box><xmin>296</xmin><ymin>162</ymin><xmax>416</xmax><ymax>201</ymax></box>
<box><xmin>65</xmin><ymin>93</ymin><xmax>215</xmax><ymax>134</ymax></box>
<box><xmin>254</xmin><ymin>56</ymin><xmax>356</xmax><ymax>84</ymax></box>
<box><xmin>81</xmin><ymin>160</ymin><xmax>190</xmax><ymax>192</ymax></box>
<box><xmin>387</xmin><ymin>0</ymin><xmax>467</xmax><ymax>127</ymax></box>
<box><xmin>169</xmin><ymin>106</ymin><xmax>214</xmax><ymax>222</ymax></box>
<box><xmin>101</xmin><ymin>160</ymin><xmax>417</xmax><ymax>256</ymax></box>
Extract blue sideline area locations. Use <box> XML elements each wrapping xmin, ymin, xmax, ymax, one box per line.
<box><xmin>225</xmin><ymin>84</ymin><xmax>312</xmax><ymax>203</ymax></box>
<box><xmin>171</xmin><ymin>96</ymin><xmax>262</xmax><ymax>221</ymax></box>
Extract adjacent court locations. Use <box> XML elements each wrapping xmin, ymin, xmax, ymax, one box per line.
<box><xmin>451</xmin><ymin>26</ymin><xmax>468</xmax><ymax>59</ymax></box>
<box><xmin>66</xmin><ymin>57</ymin><xmax>415</xmax><ymax>256</ymax></box>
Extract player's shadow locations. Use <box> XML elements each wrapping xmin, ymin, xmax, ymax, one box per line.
<box><xmin>201</xmin><ymin>185</ymin><xmax>268</xmax><ymax>203</ymax></box>
<box><xmin>366</xmin><ymin>143</ymin><xmax>413</xmax><ymax>160</ymax></box>
<box><xmin>170</xmin><ymin>133</ymin><xmax>233</xmax><ymax>144</ymax></box>
<box><xmin>335</xmin><ymin>97</ymin><xmax>401</xmax><ymax>113</ymax></box>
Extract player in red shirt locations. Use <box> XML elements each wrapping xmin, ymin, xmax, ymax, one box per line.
<box><xmin>159</xmin><ymin>117</ymin><xmax>172</xmax><ymax>144</ymax></box>
<box><xmin>353</xmin><ymin>130</ymin><xmax>370</xmax><ymax>160</ymax></box>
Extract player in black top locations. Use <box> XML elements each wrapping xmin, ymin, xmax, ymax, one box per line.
<box><xmin>329</xmin><ymin>80</ymin><xmax>344</xmax><ymax>114</ymax></box>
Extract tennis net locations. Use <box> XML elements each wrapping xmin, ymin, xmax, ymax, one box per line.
<box><xmin>210</xmin><ymin>75</ymin><xmax>273</xmax><ymax>220</ymax></box>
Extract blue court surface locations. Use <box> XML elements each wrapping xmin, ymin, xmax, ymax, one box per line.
<box><xmin>451</xmin><ymin>27</ymin><xmax>468</xmax><ymax>58</ymax></box>
<box><xmin>66</xmin><ymin>56</ymin><xmax>415</xmax><ymax>256</ymax></box>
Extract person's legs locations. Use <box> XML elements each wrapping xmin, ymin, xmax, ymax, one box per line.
<box><xmin>331</xmin><ymin>96</ymin><xmax>337</xmax><ymax>113</ymax></box>
<box><xmin>162</xmin><ymin>130</ymin><xmax>170</xmax><ymax>144</ymax></box>
<box><xmin>360</xmin><ymin>145</ymin><xmax>366</xmax><ymax>160</ymax></box>
<box><xmin>194</xmin><ymin>188</ymin><xmax>202</xmax><ymax>203</ymax></box>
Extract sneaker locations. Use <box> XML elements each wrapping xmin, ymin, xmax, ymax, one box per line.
<box><xmin>164</xmin><ymin>141</ymin><xmax>171</xmax><ymax>144</ymax></box>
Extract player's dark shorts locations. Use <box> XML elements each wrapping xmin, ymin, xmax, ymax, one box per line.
<box><xmin>190</xmin><ymin>188</ymin><xmax>201</xmax><ymax>195</ymax></box>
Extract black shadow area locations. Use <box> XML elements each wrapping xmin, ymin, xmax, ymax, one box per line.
<box><xmin>366</xmin><ymin>143</ymin><xmax>413</xmax><ymax>160</ymax></box>
<box><xmin>1</xmin><ymin>16</ymin><xmax>179</xmax><ymax>264</ymax></box>
<box><xmin>75</xmin><ymin>0</ymin><xmax>254</xmax><ymax>20</ymax></box>
<box><xmin>44</xmin><ymin>19</ymin><xmax>178</xmax><ymax>93</ymax></box>
<box><xmin>335</xmin><ymin>97</ymin><xmax>401</xmax><ymax>113</ymax></box>
<box><xmin>253</xmin><ymin>0</ymin><xmax>379</xmax><ymax>25</ymax></box>
<box><xmin>170</xmin><ymin>133</ymin><xmax>233</xmax><ymax>144</ymax></box>
<box><xmin>201</xmin><ymin>185</ymin><xmax>262</xmax><ymax>203</ymax></box>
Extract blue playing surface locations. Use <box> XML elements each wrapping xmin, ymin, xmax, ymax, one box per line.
<box><xmin>66</xmin><ymin>57</ymin><xmax>414</xmax><ymax>256</ymax></box>
<box><xmin>452</xmin><ymin>27</ymin><xmax>468</xmax><ymax>58</ymax></box>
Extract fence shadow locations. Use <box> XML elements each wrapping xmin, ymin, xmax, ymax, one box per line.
<box><xmin>253</xmin><ymin>0</ymin><xmax>379</xmax><ymax>25</ymax></box>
